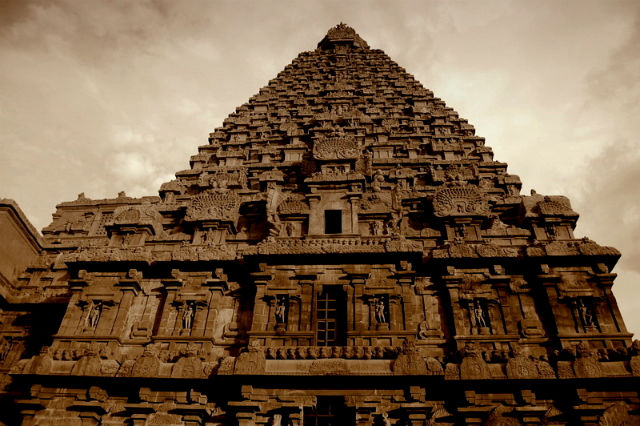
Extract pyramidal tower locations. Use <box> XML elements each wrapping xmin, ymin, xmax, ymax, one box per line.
<box><xmin>1</xmin><ymin>23</ymin><xmax>638</xmax><ymax>426</ymax></box>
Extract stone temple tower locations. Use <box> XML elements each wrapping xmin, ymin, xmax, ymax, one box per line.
<box><xmin>1</xmin><ymin>23</ymin><xmax>639</xmax><ymax>426</ymax></box>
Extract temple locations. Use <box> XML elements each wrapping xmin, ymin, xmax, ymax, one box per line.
<box><xmin>1</xmin><ymin>23</ymin><xmax>639</xmax><ymax>426</ymax></box>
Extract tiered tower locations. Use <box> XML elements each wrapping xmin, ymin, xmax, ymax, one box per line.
<box><xmin>1</xmin><ymin>24</ymin><xmax>639</xmax><ymax>426</ymax></box>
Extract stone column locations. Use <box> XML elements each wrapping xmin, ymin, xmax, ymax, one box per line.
<box><xmin>158</xmin><ymin>275</ymin><xmax>183</xmax><ymax>336</ymax></box>
<box><xmin>95</xmin><ymin>298</ymin><xmax>118</xmax><ymax>336</ymax></box>
<box><xmin>390</xmin><ymin>297</ymin><xmax>402</xmax><ymax>331</ymax></box>
<box><xmin>192</xmin><ymin>301</ymin><xmax>208</xmax><ymax>337</ymax></box>
<box><xmin>299</xmin><ymin>280</ymin><xmax>314</xmax><ymax>332</ymax></box>
<box><xmin>346</xmin><ymin>285</ymin><xmax>355</xmax><ymax>333</ymax></box>
<box><xmin>538</xmin><ymin>272</ymin><xmax>564</xmax><ymax>339</ymax></box>
<box><xmin>399</xmin><ymin>276</ymin><xmax>417</xmax><ymax>332</ymax></box>
<box><xmin>307</xmin><ymin>195</ymin><xmax>321</xmax><ymax>235</ymax></box>
<box><xmin>63</xmin><ymin>278</ymin><xmax>89</xmax><ymax>336</ymax></box>
<box><xmin>202</xmin><ymin>280</ymin><xmax>225</xmax><ymax>338</ymax></box>
<box><xmin>112</xmin><ymin>278</ymin><xmax>141</xmax><ymax>338</ymax></box>
<box><xmin>266</xmin><ymin>296</ymin><xmax>277</xmax><ymax>331</ymax></box>
<box><xmin>348</xmin><ymin>273</ymin><xmax>367</xmax><ymax>334</ymax></box>
<box><xmin>367</xmin><ymin>297</ymin><xmax>375</xmax><ymax>331</ymax></box>
<box><xmin>598</xmin><ymin>273</ymin><xmax>625</xmax><ymax>334</ymax></box>
<box><xmin>445</xmin><ymin>280</ymin><xmax>464</xmax><ymax>338</ymax></box>
<box><xmin>347</xmin><ymin>193</ymin><xmax>361</xmax><ymax>234</ymax></box>
<box><xmin>251</xmin><ymin>270</ymin><xmax>272</xmax><ymax>333</ymax></box>
<box><xmin>289</xmin><ymin>295</ymin><xmax>300</xmax><ymax>332</ymax></box>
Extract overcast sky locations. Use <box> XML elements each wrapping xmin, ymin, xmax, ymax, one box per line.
<box><xmin>1</xmin><ymin>0</ymin><xmax>639</xmax><ymax>335</ymax></box>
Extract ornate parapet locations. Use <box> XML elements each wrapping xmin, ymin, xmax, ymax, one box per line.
<box><xmin>61</xmin><ymin>246</ymin><xmax>153</xmax><ymax>264</ymax></box>
<box><xmin>255</xmin><ymin>236</ymin><xmax>422</xmax><ymax>255</ymax></box>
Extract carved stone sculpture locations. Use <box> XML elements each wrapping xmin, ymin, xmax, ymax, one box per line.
<box><xmin>130</xmin><ymin>347</ymin><xmax>161</xmax><ymax>378</ymax></box>
<box><xmin>433</xmin><ymin>186</ymin><xmax>489</xmax><ymax>217</ymax></box>
<box><xmin>275</xmin><ymin>296</ymin><xmax>287</xmax><ymax>324</ymax></box>
<box><xmin>86</xmin><ymin>301</ymin><xmax>102</xmax><ymax>330</ymax></box>
<box><xmin>374</xmin><ymin>297</ymin><xmax>387</xmax><ymax>324</ymax></box>
<box><xmin>182</xmin><ymin>302</ymin><xmax>195</xmax><ymax>330</ymax></box>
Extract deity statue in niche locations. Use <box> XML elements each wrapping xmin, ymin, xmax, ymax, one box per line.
<box><xmin>577</xmin><ymin>297</ymin><xmax>595</xmax><ymax>328</ymax></box>
<box><xmin>0</xmin><ymin>337</ymin><xmax>11</xmax><ymax>361</ymax></box>
<box><xmin>285</xmin><ymin>222</ymin><xmax>294</xmax><ymax>237</ymax></box>
<box><xmin>271</xmin><ymin>413</ymin><xmax>282</xmax><ymax>426</ymax></box>
<box><xmin>386</xmin><ymin>211</ymin><xmax>402</xmax><ymax>236</ymax></box>
<box><xmin>182</xmin><ymin>302</ymin><xmax>195</xmax><ymax>330</ymax></box>
<box><xmin>372</xmin><ymin>170</ymin><xmax>385</xmax><ymax>192</ymax></box>
<box><xmin>375</xmin><ymin>297</ymin><xmax>387</xmax><ymax>323</ymax></box>
<box><xmin>121</xmin><ymin>233</ymin><xmax>133</xmax><ymax>247</ymax></box>
<box><xmin>275</xmin><ymin>296</ymin><xmax>287</xmax><ymax>324</ymax></box>
<box><xmin>370</xmin><ymin>221</ymin><xmax>383</xmax><ymax>236</ymax></box>
<box><xmin>381</xmin><ymin>412</ymin><xmax>391</xmax><ymax>426</ymax></box>
<box><xmin>417</xmin><ymin>320</ymin><xmax>430</xmax><ymax>339</ymax></box>
<box><xmin>86</xmin><ymin>301</ymin><xmax>103</xmax><ymax>329</ymax></box>
<box><xmin>201</xmin><ymin>228</ymin><xmax>216</xmax><ymax>245</ymax></box>
<box><xmin>473</xmin><ymin>299</ymin><xmax>488</xmax><ymax>329</ymax></box>
<box><xmin>545</xmin><ymin>223</ymin><xmax>557</xmax><ymax>238</ymax></box>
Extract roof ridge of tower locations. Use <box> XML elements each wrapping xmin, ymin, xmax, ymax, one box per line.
<box><xmin>317</xmin><ymin>22</ymin><xmax>370</xmax><ymax>50</ymax></box>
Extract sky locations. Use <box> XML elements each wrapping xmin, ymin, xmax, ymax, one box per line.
<box><xmin>1</xmin><ymin>0</ymin><xmax>639</xmax><ymax>335</ymax></box>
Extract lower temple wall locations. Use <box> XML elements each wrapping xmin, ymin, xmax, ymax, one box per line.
<box><xmin>12</xmin><ymin>377</ymin><xmax>640</xmax><ymax>426</ymax></box>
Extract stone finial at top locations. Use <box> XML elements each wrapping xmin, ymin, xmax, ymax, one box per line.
<box><xmin>318</xmin><ymin>23</ymin><xmax>369</xmax><ymax>49</ymax></box>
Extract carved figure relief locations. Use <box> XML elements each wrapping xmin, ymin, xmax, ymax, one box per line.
<box><xmin>576</xmin><ymin>297</ymin><xmax>597</xmax><ymax>329</ymax></box>
<box><xmin>185</xmin><ymin>190</ymin><xmax>240</xmax><ymax>222</ymax></box>
<box><xmin>433</xmin><ymin>186</ymin><xmax>489</xmax><ymax>217</ymax></box>
<box><xmin>130</xmin><ymin>347</ymin><xmax>161</xmax><ymax>377</ymax></box>
<box><xmin>381</xmin><ymin>412</ymin><xmax>391</xmax><ymax>426</ymax></box>
<box><xmin>285</xmin><ymin>222</ymin><xmax>294</xmax><ymax>237</ymax></box>
<box><xmin>86</xmin><ymin>301</ymin><xmax>103</xmax><ymax>330</ymax></box>
<box><xmin>454</xmin><ymin>224</ymin><xmax>466</xmax><ymax>240</ymax></box>
<box><xmin>370</xmin><ymin>221</ymin><xmax>384</xmax><ymax>236</ymax></box>
<box><xmin>472</xmin><ymin>299</ymin><xmax>489</xmax><ymax>330</ymax></box>
<box><xmin>272</xmin><ymin>413</ymin><xmax>282</xmax><ymax>426</ymax></box>
<box><xmin>234</xmin><ymin>342</ymin><xmax>266</xmax><ymax>374</ymax></box>
<box><xmin>278</xmin><ymin>194</ymin><xmax>310</xmax><ymax>214</ymax></box>
<box><xmin>275</xmin><ymin>296</ymin><xmax>287</xmax><ymax>324</ymax></box>
<box><xmin>0</xmin><ymin>337</ymin><xmax>12</xmax><ymax>362</ymax></box>
<box><xmin>599</xmin><ymin>402</ymin><xmax>632</xmax><ymax>426</ymax></box>
<box><xmin>374</xmin><ymin>297</ymin><xmax>387</xmax><ymax>324</ymax></box>
<box><xmin>460</xmin><ymin>344</ymin><xmax>491</xmax><ymax>379</ymax></box>
<box><xmin>312</xmin><ymin>135</ymin><xmax>360</xmax><ymax>160</ymax></box>
<box><xmin>417</xmin><ymin>321</ymin><xmax>430</xmax><ymax>339</ymax></box>
<box><xmin>372</xmin><ymin>170</ymin><xmax>385</xmax><ymax>191</ymax></box>
<box><xmin>182</xmin><ymin>302</ymin><xmax>195</xmax><ymax>330</ymax></box>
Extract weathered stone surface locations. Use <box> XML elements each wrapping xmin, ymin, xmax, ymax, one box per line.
<box><xmin>0</xmin><ymin>23</ymin><xmax>637</xmax><ymax>425</ymax></box>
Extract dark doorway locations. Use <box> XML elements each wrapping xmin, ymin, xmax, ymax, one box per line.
<box><xmin>304</xmin><ymin>397</ymin><xmax>353</xmax><ymax>426</ymax></box>
<box><xmin>324</xmin><ymin>210</ymin><xmax>342</xmax><ymax>234</ymax></box>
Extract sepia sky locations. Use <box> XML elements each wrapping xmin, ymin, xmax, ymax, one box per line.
<box><xmin>1</xmin><ymin>0</ymin><xmax>640</xmax><ymax>334</ymax></box>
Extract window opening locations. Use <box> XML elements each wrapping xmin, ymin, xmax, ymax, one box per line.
<box><xmin>316</xmin><ymin>286</ymin><xmax>346</xmax><ymax>346</ymax></box>
<box><xmin>324</xmin><ymin>210</ymin><xmax>342</xmax><ymax>234</ymax></box>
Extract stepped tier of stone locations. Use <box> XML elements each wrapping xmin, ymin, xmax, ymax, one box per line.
<box><xmin>0</xmin><ymin>24</ymin><xmax>638</xmax><ymax>426</ymax></box>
